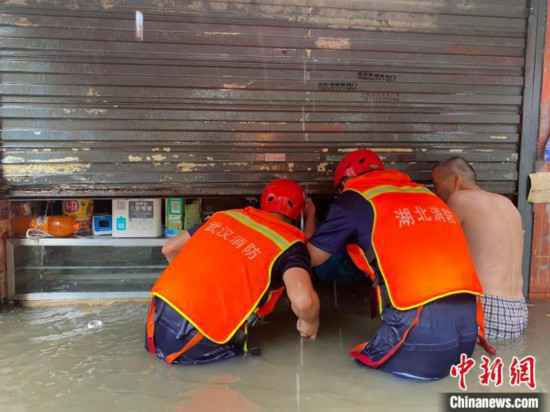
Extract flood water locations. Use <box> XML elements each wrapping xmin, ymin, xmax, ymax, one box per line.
<box><xmin>0</xmin><ymin>296</ymin><xmax>548</xmax><ymax>412</ymax></box>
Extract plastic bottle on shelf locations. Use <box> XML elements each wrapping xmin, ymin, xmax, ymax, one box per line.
<box><xmin>29</xmin><ymin>216</ymin><xmax>80</xmax><ymax>237</ymax></box>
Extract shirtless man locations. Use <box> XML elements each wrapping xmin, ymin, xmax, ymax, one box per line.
<box><xmin>432</xmin><ymin>157</ymin><xmax>528</xmax><ymax>340</ymax></box>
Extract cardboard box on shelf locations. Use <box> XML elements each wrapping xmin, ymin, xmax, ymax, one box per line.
<box><xmin>112</xmin><ymin>199</ymin><xmax>162</xmax><ymax>238</ymax></box>
<box><xmin>93</xmin><ymin>215</ymin><xmax>113</xmax><ymax>236</ymax></box>
<box><xmin>165</xmin><ymin>198</ymin><xmax>184</xmax><ymax>238</ymax></box>
<box><xmin>184</xmin><ymin>199</ymin><xmax>202</xmax><ymax>230</ymax></box>
<box><xmin>63</xmin><ymin>199</ymin><xmax>93</xmax><ymax>236</ymax></box>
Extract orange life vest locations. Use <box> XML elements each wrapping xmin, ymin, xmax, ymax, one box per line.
<box><xmin>343</xmin><ymin>170</ymin><xmax>482</xmax><ymax>312</ymax></box>
<box><xmin>343</xmin><ymin>170</ymin><xmax>495</xmax><ymax>363</ymax></box>
<box><xmin>151</xmin><ymin>207</ymin><xmax>305</xmax><ymax>345</ymax></box>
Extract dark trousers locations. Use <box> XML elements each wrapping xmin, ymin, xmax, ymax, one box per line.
<box><xmin>146</xmin><ymin>298</ymin><xmax>243</xmax><ymax>365</ymax></box>
<box><xmin>360</xmin><ymin>294</ymin><xmax>477</xmax><ymax>380</ymax></box>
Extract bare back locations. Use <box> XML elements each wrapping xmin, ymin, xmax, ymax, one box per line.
<box><xmin>447</xmin><ymin>189</ymin><xmax>524</xmax><ymax>299</ymax></box>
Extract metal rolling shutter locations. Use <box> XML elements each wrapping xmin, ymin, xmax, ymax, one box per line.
<box><xmin>0</xmin><ymin>0</ymin><xmax>528</xmax><ymax>197</ymax></box>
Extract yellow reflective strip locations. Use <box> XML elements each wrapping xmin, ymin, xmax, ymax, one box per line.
<box><xmin>390</xmin><ymin>290</ymin><xmax>482</xmax><ymax>311</ymax></box>
<box><xmin>223</xmin><ymin>210</ymin><xmax>289</xmax><ymax>250</ymax></box>
<box><xmin>355</xmin><ymin>185</ymin><xmax>435</xmax><ymax>200</ymax></box>
<box><xmin>376</xmin><ymin>287</ymin><xmax>384</xmax><ymax>316</ymax></box>
<box><xmin>151</xmin><ymin>291</ymin><xmax>223</xmax><ymax>343</ymax></box>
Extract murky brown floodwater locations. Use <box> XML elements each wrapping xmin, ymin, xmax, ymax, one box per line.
<box><xmin>0</xmin><ymin>298</ymin><xmax>548</xmax><ymax>412</ymax></box>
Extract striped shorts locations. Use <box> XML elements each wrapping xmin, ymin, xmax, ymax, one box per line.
<box><xmin>482</xmin><ymin>295</ymin><xmax>528</xmax><ymax>340</ymax></box>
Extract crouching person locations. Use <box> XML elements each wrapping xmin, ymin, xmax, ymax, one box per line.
<box><xmin>145</xmin><ymin>179</ymin><xmax>320</xmax><ymax>365</ymax></box>
<box><xmin>432</xmin><ymin>157</ymin><xmax>528</xmax><ymax>340</ymax></box>
<box><xmin>307</xmin><ymin>149</ymin><xmax>490</xmax><ymax>381</ymax></box>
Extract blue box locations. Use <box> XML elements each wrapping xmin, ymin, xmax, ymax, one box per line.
<box><xmin>93</xmin><ymin>215</ymin><xmax>113</xmax><ymax>236</ymax></box>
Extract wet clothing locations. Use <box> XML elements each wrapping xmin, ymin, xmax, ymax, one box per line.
<box><xmin>310</xmin><ymin>191</ymin><xmax>374</xmax><ymax>256</ymax></box>
<box><xmin>147</xmin><ymin>235</ymin><xmax>310</xmax><ymax>365</ymax></box>
<box><xmin>313</xmin><ymin>252</ymin><xmax>365</xmax><ymax>284</ymax></box>
<box><xmin>311</xmin><ymin>173</ymin><xmax>481</xmax><ymax>380</ymax></box>
<box><xmin>359</xmin><ymin>293</ymin><xmax>477</xmax><ymax>380</ymax></box>
<box><xmin>482</xmin><ymin>295</ymin><xmax>528</xmax><ymax>340</ymax></box>
<box><xmin>149</xmin><ymin>297</ymin><xmax>245</xmax><ymax>365</ymax></box>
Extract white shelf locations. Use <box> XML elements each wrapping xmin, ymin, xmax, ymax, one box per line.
<box><xmin>8</xmin><ymin>237</ymin><xmax>167</xmax><ymax>247</ymax></box>
<box><xmin>16</xmin><ymin>292</ymin><xmax>151</xmax><ymax>302</ymax></box>
<box><xmin>6</xmin><ymin>237</ymin><xmax>168</xmax><ymax>300</ymax></box>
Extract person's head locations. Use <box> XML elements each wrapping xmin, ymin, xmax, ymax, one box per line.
<box><xmin>260</xmin><ymin>179</ymin><xmax>305</xmax><ymax>222</ymax></box>
<box><xmin>432</xmin><ymin>157</ymin><xmax>478</xmax><ymax>201</ymax></box>
<box><xmin>333</xmin><ymin>149</ymin><xmax>384</xmax><ymax>190</ymax></box>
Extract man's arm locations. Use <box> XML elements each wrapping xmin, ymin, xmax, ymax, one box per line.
<box><xmin>283</xmin><ymin>267</ymin><xmax>320</xmax><ymax>339</ymax></box>
<box><xmin>306</xmin><ymin>192</ymin><xmax>363</xmax><ymax>267</ymax></box>
<box><xmin>162</xmin><ymin>231</ymin><xmax>191</xmax><ymax>262</ymax></box>
<box><xmin>447</xmin><ymin>192</ymin><xmax>466</xmax><ymax>225</ymax></box>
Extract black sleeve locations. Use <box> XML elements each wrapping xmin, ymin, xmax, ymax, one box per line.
<box><xmin>270</xmin><ymin>242</ymin><xmax>311</xmax><ymax>289</ymax></box>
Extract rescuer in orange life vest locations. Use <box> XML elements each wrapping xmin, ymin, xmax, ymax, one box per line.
<box><xmin>145</xmin><ymin>179</ymin><xmax>320</xmax><ymax>365</ymax></box>
<box><xmin>306</xmin><ymin>149</ymin><xmax>489</xmax><ymax>380</ymax></box>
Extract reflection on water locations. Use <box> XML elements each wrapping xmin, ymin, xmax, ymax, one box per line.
<box><xmin>174</xmin><ymin>377</ymin><xmax>261</xmax><ymax>412</ymax></box>
<box><xmin>0</xmin><ymin>301</ymin><xmax>548</xmax><ymax>412</ymax></box>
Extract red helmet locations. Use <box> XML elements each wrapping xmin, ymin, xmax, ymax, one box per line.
<box><xmin>260</xmin><ymin>179</ymin><xmax>305</xmax><ymax>220</ymax></box>
<box><xmin>333</xmin><ymin>149</ymin><xmax>384</xmax><ymax>187</ymax></box>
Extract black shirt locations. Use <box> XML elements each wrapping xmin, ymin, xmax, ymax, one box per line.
<box><xmin>270</xmin><ymin>242</ymin><xmax>311</xmax><ymax>288</ymax></box>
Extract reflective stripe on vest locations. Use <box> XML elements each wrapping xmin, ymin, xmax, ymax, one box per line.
<box><xmin>151</xmin><ymin>207</ymin><xmax>305</xmax><ymax>344</ymax></box>
<box><xmin>344</xmin><ymin>170</ymin><xmax>482</xmax><ymax>311</ymax></box>
<box><xmin>346</xmin><ymin>244</ymin><xmax>383</xmax><ymax>317</ymax></box>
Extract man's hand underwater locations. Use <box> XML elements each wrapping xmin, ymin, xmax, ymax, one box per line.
<box><xmin>297</xmin><ymin>318</ymin><xmax>319</xmax><ymax>340</ymax></box>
